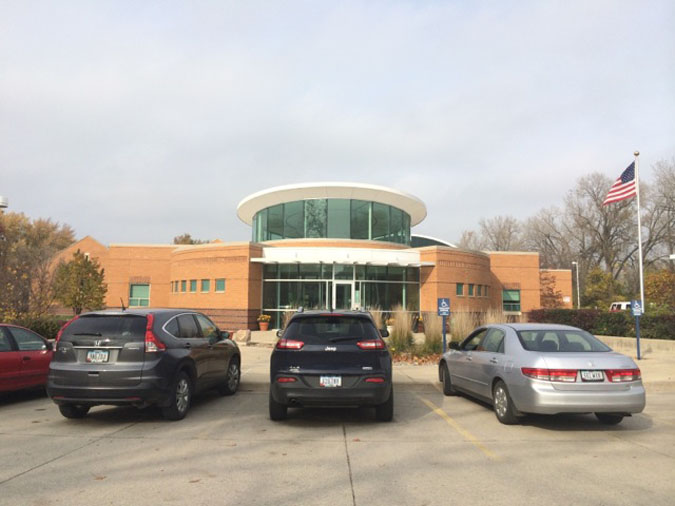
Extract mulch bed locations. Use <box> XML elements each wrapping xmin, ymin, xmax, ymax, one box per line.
<box><xmin>391</xmin><ymin>352</ymin><xmax>442</xmax><ymax>365</ymax></box>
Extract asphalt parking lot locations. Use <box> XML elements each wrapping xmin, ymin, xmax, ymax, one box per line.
<box><xmin>1</xmin><ymin>346</ymin><xmax>674</xmax><ymax>506</ymax></box>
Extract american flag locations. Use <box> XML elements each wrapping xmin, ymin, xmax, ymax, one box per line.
<box><xmin>603</xmin><ymin>162</ymin><xmax>637</xmax><ymax>205</ymax></box>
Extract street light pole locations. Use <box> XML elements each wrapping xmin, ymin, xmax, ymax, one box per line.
<box><xmin>571</xmin><ymin>261</ymin><xmax>581</xmax><ymax>309</ymax></box>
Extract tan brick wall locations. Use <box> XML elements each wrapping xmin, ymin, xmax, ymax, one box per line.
<box><xmin>106</xmin><ymin>245</ymin><xmax>175</xmax><ymax>308</ymax></box>
<box><xmin>52</xmin><ymin>237</ymin><xmax>570</xmax><ymax>329</ymax></box>
<box><xmin>418</xmin><ymin>247</ymin><xmax>496</xmax><ymax>313</ymax></box>
<box><xmin>168</xmin><ymin>243</ymin><xmax>263</xmax><ymax>329</ymax></box>
<box><xmin>52</xmin><ymin>236</ymin><xmax>110</xmax><ymax>267</ymax></box>
<box><xmin>488</xmin><ymin>252</ymin><xmax>542</xmax><ymax>313</ymax></box>
<box><xmin>540</xmin><ymin>269</ymin><xmax>574</xmax><ymax>309</ymax></box>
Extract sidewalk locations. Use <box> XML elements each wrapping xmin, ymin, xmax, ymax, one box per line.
<box><xmin>242</xmin><ymin>330</ymin><xmax>674</xmax><ymax>393</ymax></box>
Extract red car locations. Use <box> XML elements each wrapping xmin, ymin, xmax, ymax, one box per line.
<box><xmin>0</xmin><ymin>324</ymin><xmax>53</xmax><ymax>393</ymax></box>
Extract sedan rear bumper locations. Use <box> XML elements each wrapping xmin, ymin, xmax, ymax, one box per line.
<box><xmin>511</xmin><ymin>380</ymin><xmax>646</xmax><ymax>415</ymax></box>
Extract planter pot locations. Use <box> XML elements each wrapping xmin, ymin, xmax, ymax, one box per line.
<box><xmin>258</xmin><ymin>322</ymin><xmax>269</xmax><ymax>331</ymax></box>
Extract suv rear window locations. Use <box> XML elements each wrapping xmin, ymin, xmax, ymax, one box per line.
<box><xmin>284</xmin><ymin>316</ymin><xmax>380</xmax><ymax>344</ymax></box>
<box><xmin>61</xmin><ymin>315</ymin><xmax>147</xmax><ymax>343</ymax></box>
<box><xmin>516</xmin><ymin>329</ymin><xmax>610</xmax><ymax>352</ymax></box>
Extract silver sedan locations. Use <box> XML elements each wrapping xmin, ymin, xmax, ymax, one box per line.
<box><xmin>438</xmin><ymin>323</ymin><xmax>646</xmax><ymax>425</ymax></box>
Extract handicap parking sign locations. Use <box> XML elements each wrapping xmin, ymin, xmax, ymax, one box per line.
<box><xmin>437</xmin><ymin>298</ymin><xmax>450</xmax><ymax>316</ymax></box>
<box><xmin>631</xmin><ymin>300</ymin><xmax>643</xmax><ymax>316</ymax></box>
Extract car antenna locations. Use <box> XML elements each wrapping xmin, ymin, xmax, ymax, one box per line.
<box><xmin>120</xmin><ymin>297</ymin><xmax>126</xmax><ymax>311</ymax></box>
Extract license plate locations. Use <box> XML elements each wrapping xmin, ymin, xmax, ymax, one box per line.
<box><xmin>86</xmin><ymin>350</ymin><xmax>109</xmax><ymax>363</ymax></box>
<box><xmin>319</xmin><ymin>376</ymin><xmax>342</xmax><ymax>388</ymax></box>
<box><xmin>581</xmin><ymin>370</ymin><xmax>604</xmax><ymax>382</ymax></box>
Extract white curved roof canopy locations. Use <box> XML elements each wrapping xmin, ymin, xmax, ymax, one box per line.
<box><xmin>237</xmin><ymin>182</ymin><xmax>427</xmax><ymax>226</ymax></box>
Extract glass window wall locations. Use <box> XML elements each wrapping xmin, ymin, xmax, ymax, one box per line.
<box><xmin>327</xmin><ymin>199</ymin><xmax>350</xmax><ymax>238</ymax></box>
<box><xmin>350</xmin><ymin>200</ymin><xmax>370</xmax><ymax>240</ymax></box>
<box><xmin>253</xmin><ymin>199</ymin><xmax>411</xmax><ymax>245</ymax></box>
<box><xmin>262</xmin><ymin>263</ymin><xmax>420</xmax><ymax>328</ymax></box>
<box><xmin>304</xmin><ymin>199</ymin><xmax>327</xmax><ymax>238</ymax></box>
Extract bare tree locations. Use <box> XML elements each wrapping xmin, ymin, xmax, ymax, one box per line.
<box><xmin>173</xmin><ymin>233</ymin><xmax>209</xmax><ymax>245</ymax></box>
<box><xmin>458</xmin><ymin>229</ymin><xmax>485</xmax><ymax>250</ymax></box>
<box><xmin>456</xmin><ymin>158</ymin><xmax>674</xmax><ymax>306</ymax></box>
<box><xmin>522</xmin><ymin>207</ymin><xmax>573</xmax><ymax>269</ymax></box>
<box><xmin>562</xmin><ymin>172</ymin><xmax>635</xmax><ymax>280</ymax></box>
<box><xmin>478</xmin><ymin>215</ymin><xmax>523</xmax><ymax>251</ymax></box>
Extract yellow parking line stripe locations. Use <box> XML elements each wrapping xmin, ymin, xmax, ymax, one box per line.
<box><xmin>431</xmin><ymin>381</ymin><xmax>444</xmax><ymax>394</ymax></box>
<box><xmin>417</xmin><ymin>396</ymin><xmax>499</xmax><ymax>460</ymax></box>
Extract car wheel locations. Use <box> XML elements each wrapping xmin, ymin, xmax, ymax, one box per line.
<box><xmin>162</xmin><ymin>371</ymin><xmax>192</xmax><ymax>421</ymax></box>
<box><xmin>493</xmin><ymin>380</ymin><xmax>519</xmax><ymax>425</ymax></box>
<box><xmin>58</xmin><ymin>404</ymin><xmax>90</xmax><ymax>419</ymax></box>
<box><xmin>269</xmin><ymin>390</ymin><xmax>287</xmax><ymax>421</ymax></box>
<box><xmin>218</xmin><ymin>357</ymin><xmax>240</xmax><ymax>396</ymax></box>
<box><xmin>595</xmin><ymin>413</ymin><xmax>624</xmax><ymax>425</ymax></box>
<box><xmin>375</xmin><ymin>388</ymin><xmax>394</xmax><ymax>422</ymax></box>
<box><xmin>441</xmin><ymin>363</ymin><xmax>457</xmax><ymax>396</ymax></box>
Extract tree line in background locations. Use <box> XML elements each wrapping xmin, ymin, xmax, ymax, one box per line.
<box><xmin>459</xmin><ymin>159</ymin><xmax>675</xmax><ymax>312</ymax></box>
<box><xmin>0</xmin><ymin>212</ymin><xmax>106</xmax><ymax>336</ymax></box>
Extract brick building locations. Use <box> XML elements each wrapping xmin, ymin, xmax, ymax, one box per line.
<box><xmin>54</xmin><ymin>183</ymin><xmax>572</xmax><ymax>330</ymax></box>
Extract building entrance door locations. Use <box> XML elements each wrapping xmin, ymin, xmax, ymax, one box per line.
<box><xmin>333</xmin><ymin>282</ymin><xmax>354</xmax><ymax>310</ymax></box>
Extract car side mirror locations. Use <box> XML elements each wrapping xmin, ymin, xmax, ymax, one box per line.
<box><xmin>449</xmin><ymin>341</ymin><xmax>460</xmax><ymax>351</ymax></box>
<box><xmin>380</xmin><ymin>328</ymin><xmax>389</xmax><ymax>338</ymax></box>
<box><xmin>276</xmin><ymin>329</ymin><xmax>284</xmax><ymax>338</ymax></box>
<box><xmin>220</xmin><ymin>330</ymin><xmax>230</xmax><ymax>340</ymax></box>
<box><xmin>45</xmin><ymin>341</ymin><xmax>53</xmax><ymax>351</ymax></box>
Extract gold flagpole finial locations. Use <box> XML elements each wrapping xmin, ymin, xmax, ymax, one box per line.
<box><xmin>634</xmin><ymin>150</ymin><xmax>640</xmax><ymax>156</ymax></box>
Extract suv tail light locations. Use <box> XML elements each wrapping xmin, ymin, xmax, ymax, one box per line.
<box><xmin>145</xmin><ymin>314</ymin><xmax>166</xmax><ymax>353</ymax></box>
<box><xmin>356</xmin><ymin>339</ymin><xmax>385</xmax><ymax>350</ymax></box>
<box><xmin>605</xmin><ymin>368</ymin><xmax>641</xmax><ymax>382</ymax></box>
<box><xmin>522</xmin><ymin>368</ymin><xmax>577</xmax><ymax>382</ymax></box>
<box><xmin>276</xmin><ymin>339</ymin><xmax>304</xmax><ymax>350</ymax></box>
<box><xmin>55</xmin><ymin>315</ymin><xmax>80</xmax><ymax>344</ymax></box>
<box><xmin>276</xmin><ymin>377</ymin><xmax>297</xmax><ymax>383</ymax></box>
<box><xmin>365</xmin><ymin>377</ymin><xmax>385</xmax><ymax>383</ymax></box>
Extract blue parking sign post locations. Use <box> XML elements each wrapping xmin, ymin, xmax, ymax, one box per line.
<box><xmin>631</xmin><ymin>300</ymin><xmax>643</xmax><ymax>360</ymax></box>
<box><xmin>437</xmin><ymin>298</ymin><xmax>450</xmax><ymax>353</ymax></box>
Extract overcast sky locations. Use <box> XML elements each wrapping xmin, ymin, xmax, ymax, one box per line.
<box><xmin>1</xmin><ymin>1</ymin><xmax>673</xmax><ymax>245</ymax></box>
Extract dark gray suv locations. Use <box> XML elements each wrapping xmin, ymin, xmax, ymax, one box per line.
<box><xmin>47</xmin><ymin>309</ymin><xmax>240</xmax><ymax>421</ymax></box>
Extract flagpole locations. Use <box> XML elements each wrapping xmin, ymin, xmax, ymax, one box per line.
<box><xmin>634</xmin><ymin>151</ymin><xmax>645</xmax><ymax>309</ymax></box>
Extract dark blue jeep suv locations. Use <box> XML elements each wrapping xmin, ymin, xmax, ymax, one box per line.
<box><xmin>269</xmin><ymin>310</ymin><xmax>393</xmax><ymax>421</ymax></box>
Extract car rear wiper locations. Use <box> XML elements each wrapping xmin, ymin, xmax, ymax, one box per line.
<box><xmin>72</xmin><ymin>332</ymin><xmax>103</xmax><ymax>336</ymax></box>
<box><xmin>328</xmin><ymin>336</ymin><xmax>359</xmax><ymax>342</ymax></box>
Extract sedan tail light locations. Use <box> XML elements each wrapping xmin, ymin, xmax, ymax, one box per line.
<box><xmin>605</xmin><ymin>368</ymin><xmax>641</xmax><ymax>382</ymax></box>
<box><xmin>522</xmin><ymin>368</ymin><xmax>577</xmax><ymax>382</ymax></box>
<box><xmin>276</xmin><ymin>339</ymin><xmax>304</xmax><ymax>350</ymax></box>
<box><xmin>356</xmin><ymin>339</ymin><xmax>385</xmax><ymax>350</ymax></box>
